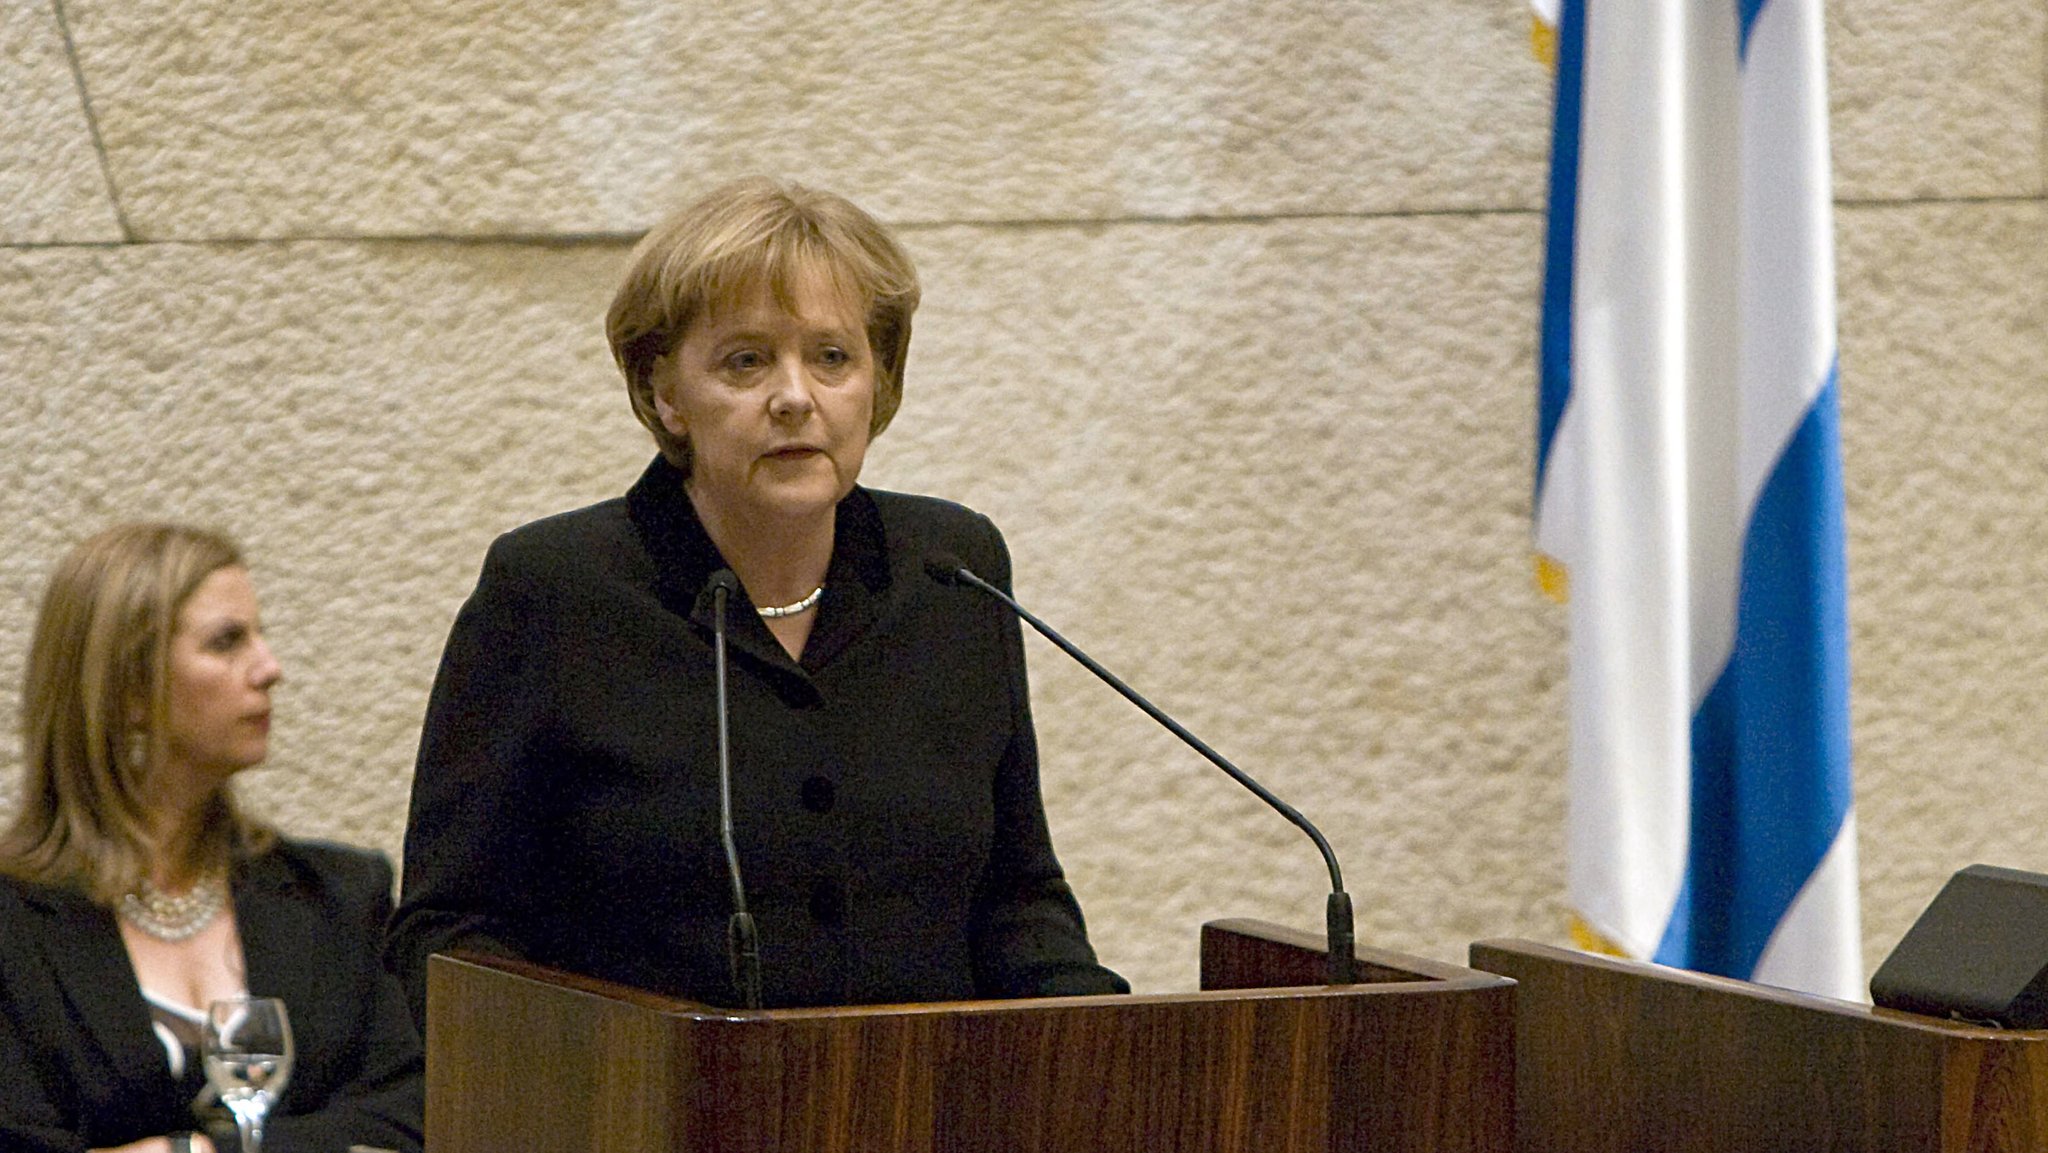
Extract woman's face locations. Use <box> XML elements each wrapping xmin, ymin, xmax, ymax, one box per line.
<box><xmin>654</xmin><ymin>271</ymin><xmax>876</xmax><ymax>529</ymax></box>
<box><xmin>162</xmin><ymin>565</ymin><xmax>282</xmax><ymax>784</ymax></box>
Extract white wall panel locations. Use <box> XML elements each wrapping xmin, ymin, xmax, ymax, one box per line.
<box><xmin>0</xmin><ymin>0</ymin><xmax>121</xmax><ymax>243</ymax></box>
<box><xmin>62</xmin><ymin>0</ymin><xmax>1547</xmax><ymax>239</ymax></box>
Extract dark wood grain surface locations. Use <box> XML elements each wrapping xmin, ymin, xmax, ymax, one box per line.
<box><xmin>1469</xmin><ymin>938</ymin><xmax>2048</xmax><ymax>1153</ymax></box>
<box><xmin>427</xmin><ymin>921</ymin><xmax>1515</xmax><ymax>1152</ymax></box>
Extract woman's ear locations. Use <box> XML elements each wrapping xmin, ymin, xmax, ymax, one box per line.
<box><xmin>650</xmin><ymin>357</ymin><xmax>688</xmax><ymax>439</ymax></box>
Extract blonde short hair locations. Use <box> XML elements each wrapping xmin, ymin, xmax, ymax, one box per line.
<box><xmin>606</xmin><ymin>177</ymin><xmax>921</xmax><ymax>474</ymax></box>
<box><xmin>1</xmin><ymin>523</ymin><xmax>273</xmax><ymax>903</ymax></box>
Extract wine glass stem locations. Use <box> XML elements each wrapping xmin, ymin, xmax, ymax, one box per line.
<box><xmin>232</xmin><ymin>1103</ymin><xmax>265</xmax><ymax>1153</ymax></box>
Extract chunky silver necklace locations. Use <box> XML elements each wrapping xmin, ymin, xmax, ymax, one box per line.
<box><xmin>118</xmin><ymin>873</ymin><xmax>228</xmax><ymax>942</ymax></box>
<box><xmin>757</xmin><ymin>585</ymin><xmax>824</xmax><ymax>618</ymax></box>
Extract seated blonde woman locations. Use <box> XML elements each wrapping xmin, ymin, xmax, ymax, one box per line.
<box><xmin>0</xmin><ymin>524</ymin><xmax>422</xmax><ymax>1153</ymax></box>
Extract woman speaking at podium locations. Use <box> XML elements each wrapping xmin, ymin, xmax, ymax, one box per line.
<box><xmin>389</xmin><ymin>178</ymin><xmax>1125</xmax><ymax>1017</ymax></box>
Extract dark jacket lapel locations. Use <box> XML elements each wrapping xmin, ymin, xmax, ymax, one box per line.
<box><xmin>13</xmin><ymin>881</ymin><xmax>184</xmax><ymax>1117</ymax></box>
<box><xmin>234</xmin><ymin>851</ymin><xmax>344</xmax><ymax>1085</ymax></box>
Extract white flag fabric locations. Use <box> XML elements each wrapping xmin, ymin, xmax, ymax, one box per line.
<box><xmin>1533</xmin><ymin>0</ymin><xmax>1862</xmax><ymax>998</ymax></box>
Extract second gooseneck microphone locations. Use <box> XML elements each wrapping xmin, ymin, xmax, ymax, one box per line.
<box><xmin>704</xmin><ymin>569</ymin><xmax>763</xmax><ymax>1009</ymax></box>
<box><xmin>925</xmin><ymin>554</ymin><xmax>1357</xmax><ymax>985</ymax></box>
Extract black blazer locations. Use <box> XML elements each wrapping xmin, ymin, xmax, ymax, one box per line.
<box><xmin>0</xmin><ymin>840</ymin><xmax>424</xmax><ymax>1153</ymax></box>
<box><xmin>389</xmin><ymin>456</ymin><xmax>1124</xmax><ymax>1017</ymax></box>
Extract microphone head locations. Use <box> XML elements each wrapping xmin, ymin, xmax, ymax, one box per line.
<box><xmin>923</xmin><ymin>552</ymin><xmax>970</xmax><ymax>587</ymax></box>
<box><xmin>697</xmin><ymin>568</ymin><xmax>741</xmax><ymax>615</ymax></box>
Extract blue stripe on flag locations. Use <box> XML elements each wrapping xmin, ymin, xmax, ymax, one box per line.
<box><xmin>1654</xmin><ymin>364</ymin><xmax>1853</xmax><ymax>977</ymax></box>
<box><xmin>1535</xmin><ymin>0</ymin><xmax>1586</xmax><ymax>498</ymax></box>
<box><xmin>1737</xmin><ymin>0</ymin><xmax>1769</xmax><ymax>59</ymax></box>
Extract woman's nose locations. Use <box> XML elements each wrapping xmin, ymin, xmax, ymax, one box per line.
<box><xmin>768</xmin><ymin>361</ymin><xmax>817</xmax><ymax>420</ymax></box>
<box><xmin>250</xmin><ymin>639</ymin><xmax>283</xmax><ymax>689</ymax></box>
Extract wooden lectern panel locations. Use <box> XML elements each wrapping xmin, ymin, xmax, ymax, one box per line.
<box><xmin>428</xmin><ymin>921</ymin><xmax>1513</xmax><ymax>1152</ymax></box>
<box><xmin>1471</xmin><ymin>938</ymin><xmax>2048</xmax><ymax>1153</ymax></box>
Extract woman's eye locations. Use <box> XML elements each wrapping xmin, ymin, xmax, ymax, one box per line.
<box><xmin>723</xmin><ymin>350</ymin><xmax>766</xmax><ymax>372</ymax></box>
<box><xmin>818</xmin><ymin>347</ymin><xmax>849</xmax><ymax>368</ymax></box>
<box><xmin>207</xmin><ymin>627</ymin><xmax>246</xmax><ymax>653</ymax></box>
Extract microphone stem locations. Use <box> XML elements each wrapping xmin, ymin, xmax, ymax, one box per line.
<box><xmin>714</xmin><ymin>585</ymin><xmax>745</xmax><ymax>914</ymax></box>
<box><xmin>954</xmin><ymin>568</ymin><xmax>1355</xmax><ymax>982</ymax></box>
<box><xmin>712</xmin><ymin>581</ymin><xmax>762</xmax><ymax>1008</ymax></box>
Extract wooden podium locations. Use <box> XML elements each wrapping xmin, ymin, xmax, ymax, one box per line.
<box><xmin>426</xmin><ymin>920</ymin><xmax>1514</xmax><ymax>1152</ymax></box>
<box><xmin>1470</xmin><ymin>938</ymin><xmax>2048</xmax><ymax>1152</ymax></box>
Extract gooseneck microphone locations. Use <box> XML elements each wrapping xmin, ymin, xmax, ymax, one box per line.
<box><xmin>702</xmin><ymin>569</ymin><xmax>763</xmax><ymax>1009</ymax></box>
<box><xmin>925</xmin><ymin>553</ymin><xmax>1357</xmax><ymax>984</ymax></box>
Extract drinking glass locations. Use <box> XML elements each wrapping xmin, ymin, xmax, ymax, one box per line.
<box><xmin>203</xmin><ymin>996</ymin><xmax>294</xmax><ymax>1153</ymax></box>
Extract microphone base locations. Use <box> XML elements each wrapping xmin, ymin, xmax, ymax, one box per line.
<box><xmin>729</xmin><ymin>912</ymin><xmax>763</xmax><ymax>1009</ymax></box>
<box><xmin>1326</xmin><ymin>892</ymin><xmax>1357</xmax><ymax>985</ymax></box>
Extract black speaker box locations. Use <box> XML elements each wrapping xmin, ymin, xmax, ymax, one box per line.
<box><xmin>1870</xmin><ymin>863</ymin><xmax>2048</xmax><ymax>1027</ymax></box>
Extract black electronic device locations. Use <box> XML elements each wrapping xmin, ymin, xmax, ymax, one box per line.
<box><xmin>1870</xmin><ymin>863</ymin><xmax>2048</xmax><ymax>1027</ymax></box>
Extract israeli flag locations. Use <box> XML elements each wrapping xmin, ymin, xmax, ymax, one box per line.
<box><xmin>1533</xmin><ymin>0</ymin><xmax>1862</xmax><ymax>998</ymax></box>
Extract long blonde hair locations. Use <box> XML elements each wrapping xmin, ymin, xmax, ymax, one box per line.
<box><xmin>1</xmin><ymin>523</ymin><xmax>274</xmax><ymax>903</ymax></box>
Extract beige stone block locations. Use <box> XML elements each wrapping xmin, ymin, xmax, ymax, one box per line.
<box><xmin>1827</xmin><ymin>0</ymin><xmax>2046</xmax><ymax>199</ymax></box>
<box><xmin>63</xmin><ymin>0</ymin><xmax>1549</xmax><ymax>240</ymax></box>
<box><xmin>0</xmin><ymin>0</ymin><xmax>122</xmax><ymax>243</ymax></box>
<box><xmin>1837</xmin><ymin>201</ymin><xmax>2048</xmax><ymax>971</ymax></box>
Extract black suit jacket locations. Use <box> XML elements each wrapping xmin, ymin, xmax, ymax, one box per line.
<box><xmin>0</xmin><ymin>840</ymin><xmax>424</xmax><ymax>1153</ymax></box>
<box><xmin>389</xmin><ymin>457</ymin><xmax>1124</xmax><ymax>1017</ymax></box>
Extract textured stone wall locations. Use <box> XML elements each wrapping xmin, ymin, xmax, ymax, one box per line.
<box><xmin>2</xmin><ymin>0</ymin><xmax>2042</xmax><ymax>993</ymax></box>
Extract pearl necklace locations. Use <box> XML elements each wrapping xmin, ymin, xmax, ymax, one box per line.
<box><xmin>757</xmin><ymin>585</ymin><xmax>824</xmax><ymax>618</ymax></box>
<box><xmin>118</xmin><ymin>873</ymin><xmax>228</xmax><ymax>942</ymax></box>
